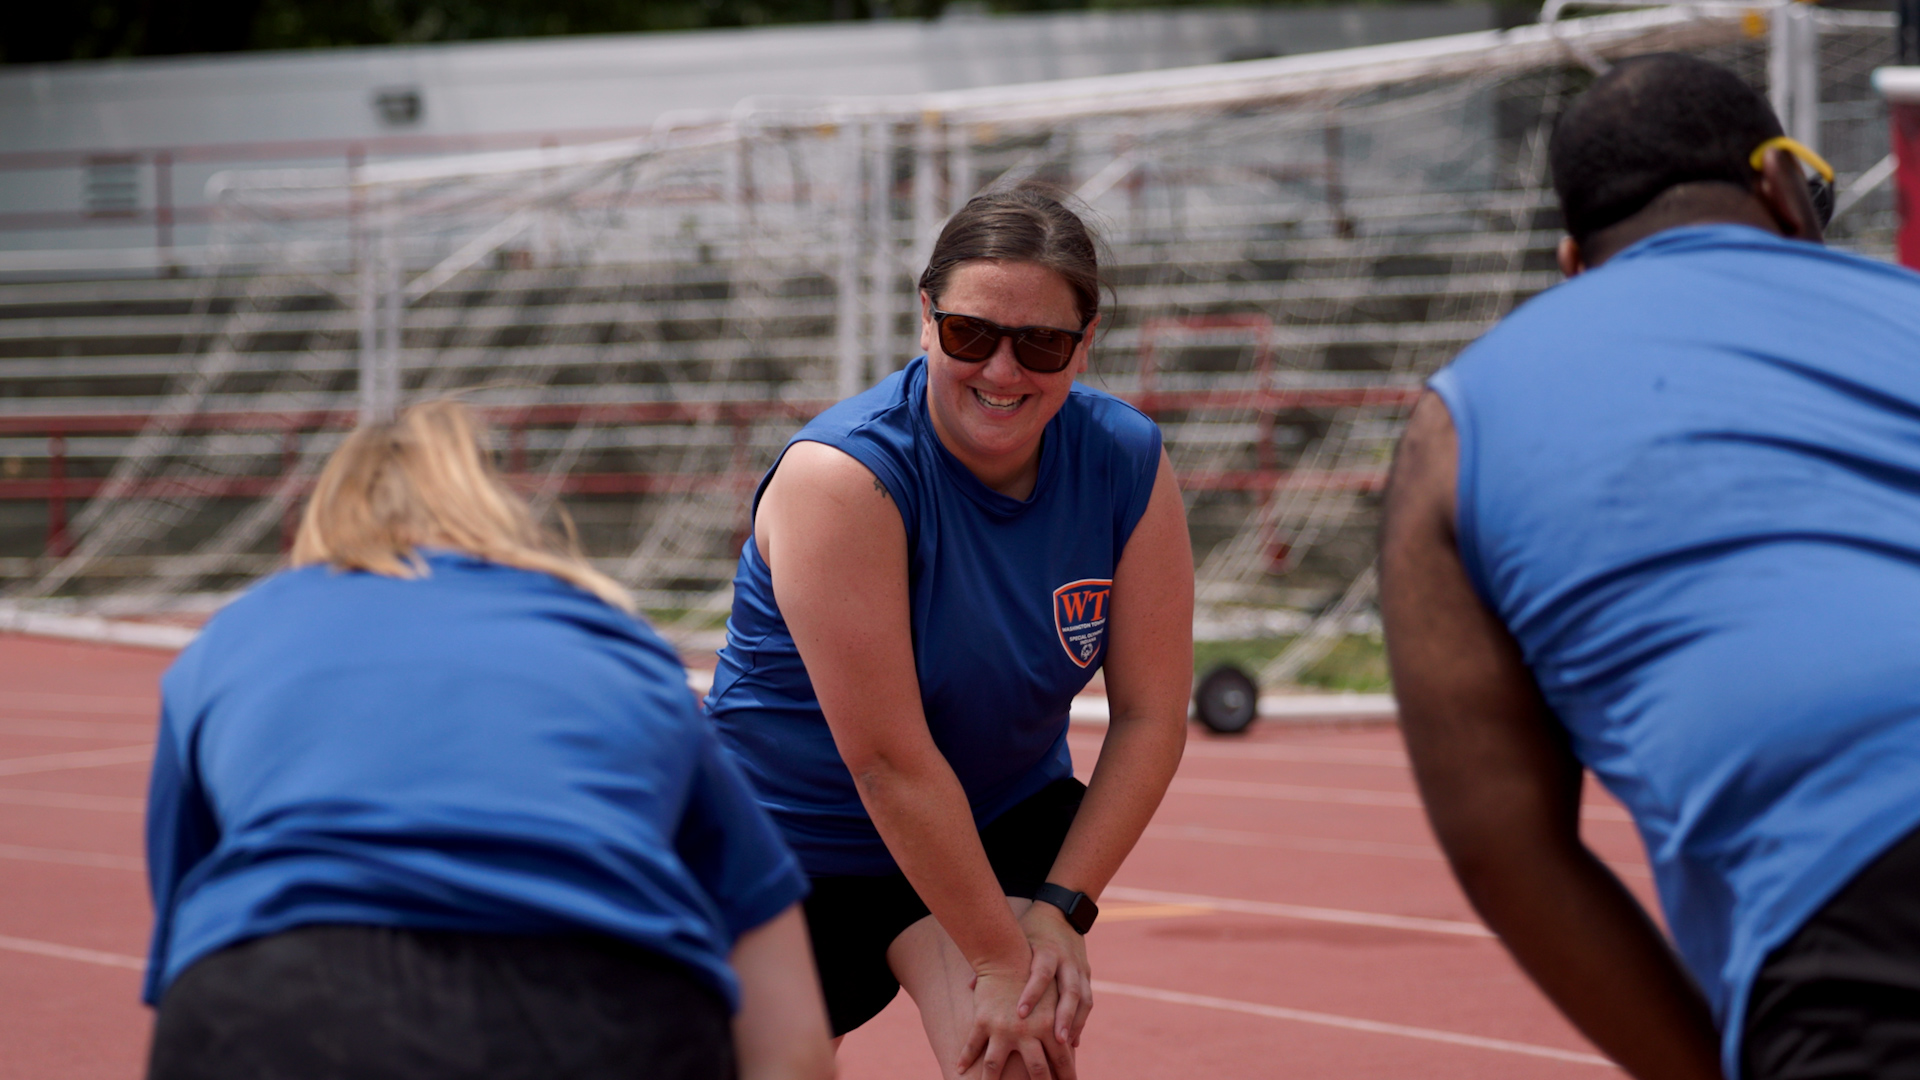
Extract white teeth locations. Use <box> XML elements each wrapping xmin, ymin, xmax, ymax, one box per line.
<box><xmin>974</xmin><ymin>389</ymin><xmax>1022</xmax><ymax>409</ymax></box>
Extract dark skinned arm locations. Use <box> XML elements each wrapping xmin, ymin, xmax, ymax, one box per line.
<box><xmin>1378</xmin><ymin>391</ymin><xmax>1724</xmax><ymax>1080</ymax></box>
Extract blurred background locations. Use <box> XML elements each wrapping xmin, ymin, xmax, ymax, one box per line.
<box><xmin>0</xmin><ymin>0</ymin><xmax>1906</xmax><ymax>706</ymax></box>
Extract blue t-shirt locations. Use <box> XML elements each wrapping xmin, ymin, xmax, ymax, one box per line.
<box><xmin>143</xmin><ymin>553</ymin><xmax>806</xmax><ymax>1010</ymax></box>
<box><xmin>706</xmin><ymin>356</ymin><xmax>1163</xmax><ymax>876</ymax></box>
<box><xmin>1430</xmin><ymin>225</ymin><xmax>1920</xmax><ymax>1077</ymax></box>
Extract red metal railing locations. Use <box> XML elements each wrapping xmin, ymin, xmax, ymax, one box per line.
<box><xmin>0</xmin><ymin>387</ymin><xmax>1417</xmax><ymax>436</ymax></box>
<box><xmin>0</xmin><ymin>383</ymin><xmax>1417</xmax><ymax>557</ymax></box>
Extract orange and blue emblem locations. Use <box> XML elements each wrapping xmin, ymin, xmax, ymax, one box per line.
<box><xmin>1053</xmin><ymin>579</ymin><xmax>1113</xmax><ymax>669</ymax></box>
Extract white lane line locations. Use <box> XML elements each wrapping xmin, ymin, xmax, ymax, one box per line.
<box><xmin>1145</xmin><ymin>823</ymin><xmax>1444</xmax><ymax>861</ymax></box>
<box><xmin>1167</xmin><ymin>776</ymin><xmax>1635</xmax><ymax>823</ymax></box>
<box><xmin>0</xmin><ymin>841</ymin><xmax>142</xmax><ymax>872</ymax></box>
<box><xmin>1179</xmin><ymin>741</ymin><xmax>1409</xmax><ymax>767</ymax></box>
<box><xmin>0</xmin><ymin>787</ymin><xmax>144</xmax><ymax>813</ymax></box>
<box><xmin>1102</xmin><ymin>885</ymin><xmax>1493</xmax><ymax>938</ymax></box>
<box><xmin>1170</xmin><ymin>776</ymin><xmax>1421</xmax><ymax>807</ymax></box>
<box><xmin>0</xmin><ymin>608</ymin><xmax>196</xmax><ymax>652</ymax></box>
<box><xmin>0</xmin><ymin>690</ymin><xmax>157</xmax><ymax>715</ymax></box>
<box><xmin>1069</xmin><ymin>694</ymin><xmax>1397</xmax><ymax>727</ymax></box>
<box><xmin>1259</xmin><ymin>694</ymin><xmax>1398</xmax><ymax>720</ymax></box>
<box><xmin>0</xmin><ymin>718</ymin><xmax>156</xmax><ymax>740</ymax></box>
<box><xmin>0</xmin><ymin>933</ymin><xmax>144</xmax><ymax>971</ymax></box>
<box><xmin>0</xmin><ymin>745</ymin><xmax>152</xmax><ymax>777</ymax></box>
<box><xmin>1094</xmin><ymin>980</ymin><xmax>1615</xmax><ymax>1067</ymax></box>
<box><xmin>1070</xmin><ymin>735</ymin><xmax>1407</xmax><ymax>768</ymax></box>
<box><xmin>1141</xmin><ymin>823</ymin><xmax>1654</xmax><ymax>880</ymax></box>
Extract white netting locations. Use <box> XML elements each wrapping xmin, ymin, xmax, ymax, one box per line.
<box><xmin>6</xmin><ymin>4</ymin><xmax>1900</xmax><ymax>655</ymax></box>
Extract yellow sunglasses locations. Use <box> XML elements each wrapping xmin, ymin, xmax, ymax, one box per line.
<box><xmin>1750</xmin><ymin>135</ymin><xmax>1835</xmax><ymax>226</ymax></box>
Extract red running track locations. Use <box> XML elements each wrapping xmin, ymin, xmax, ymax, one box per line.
<box><xmin>0</xmin><ymin>633</ymin><xmax>1650</xmax><ymax>1078</ymax></box>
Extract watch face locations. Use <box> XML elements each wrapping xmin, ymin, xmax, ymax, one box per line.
<box><xmin>1067</xmin><ymin>895</ymin><xmax>1097</xmax><ymax>934</ymax></box>
<box><xmin>1037</xmin><ymin>884</ymin><xmax>1097</xmax><ymax>933</ymax></box>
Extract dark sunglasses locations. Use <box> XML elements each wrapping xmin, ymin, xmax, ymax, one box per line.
<box><xmin>1808</xmin><ymin>174</ymin><xmax>1835</xmax><ymax>229</ymax></box>
<box><xmin>931</xmin><ymin>309</ymin><xmax>1087</xmax><ymax>374</ymax></box>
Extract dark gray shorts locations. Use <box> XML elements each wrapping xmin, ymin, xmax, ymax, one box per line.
<box><xmin>802</xmin><ymin>775</ymin><xmax>1086</xmax><ymax>1038</ymax></box>
<box><xmin>148</xmin><ymin>924</ymin><xmax>735</xmax><ymax>1080</ymax></box>
<box><xmin>1744</xmin><ymin>822</ymin><xmax>1920</xmax><ymax>1080</ymax></box>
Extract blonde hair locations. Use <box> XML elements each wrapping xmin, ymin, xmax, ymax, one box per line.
<box><xmin>290</xmin><ymin>399</ymin><xmax>633</xmax><ymax>612</ymax></box>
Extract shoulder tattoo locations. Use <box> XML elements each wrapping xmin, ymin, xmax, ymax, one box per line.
<box><xmin>872</xmin><ymin>477</ymin><xmax>891</xmax><ymax>501</ymax></box>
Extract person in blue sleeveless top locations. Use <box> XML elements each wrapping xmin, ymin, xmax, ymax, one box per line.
<box><xmin>1381</xmin><ymin>54</ymin><xmax>1920</xmax><ymax>1080</ymax></box>
<box><xmin>706</xmin><ymin>185</ymin><xmax>1193</xmax><ymax>1079</ymax></box>
<box><xmin>143</xmin><ymin>400</ymin><xmax>833</xmax><ymax>1080</ymax></box>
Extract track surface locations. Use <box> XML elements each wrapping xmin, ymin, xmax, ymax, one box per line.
<box><xmin>0</xmin><ymin>633</ymin><xmax>1647</xmax><ymax>1078</ymax></box>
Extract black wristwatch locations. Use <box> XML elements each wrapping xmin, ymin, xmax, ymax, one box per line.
<box><xmin>1032</xmin><ymin>883</ymin><xmax>1098</xmax><ymax>934</ymax></box>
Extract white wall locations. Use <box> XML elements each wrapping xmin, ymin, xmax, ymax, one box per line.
<box><xmin>0</xmin><ymin>5</ymin><xmax>1492</xmax><ymax>264</ymax></box>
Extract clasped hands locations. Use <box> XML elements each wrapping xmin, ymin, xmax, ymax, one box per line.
<box><xmin>956</xmin><ymin>901</ymin><xmax>1092</xmax><ymax>1079</ymax></box>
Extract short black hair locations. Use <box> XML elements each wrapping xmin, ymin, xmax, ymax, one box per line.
<box><xmin>1549</xmin><ymin>53</ymin><xmax>1784</xmax><ymax>242</ymax></box>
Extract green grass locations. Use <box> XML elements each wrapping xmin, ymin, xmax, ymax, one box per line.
<box><xmin>1193</xmin><ymin>634</ymin><xmax>1391</xmax><ymax>694</ymax></box>
<box><xmin>662</xmin><ymin>618</ymin><xmax>1392</xmax><ymax>692</ymax></box>
<box><xmin>1297</xmin><ymin>634</ymin><xmax>1391</xmax><ymax>693</ymax></box>
<box><xmin>1192</xmin><ymin>637</ymin><xmax>1291</xmax><ymax>678</ymax></box>
<box><xmin>643</xmin><ymin>608</ymin><xmax>731</xmax><ymax>631</ymax></box>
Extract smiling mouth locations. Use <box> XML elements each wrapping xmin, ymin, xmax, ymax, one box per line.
<box><xmin>972</xmin><ymin>388</ymin><xmax>1026</xmax><ymax>411</ymax></box>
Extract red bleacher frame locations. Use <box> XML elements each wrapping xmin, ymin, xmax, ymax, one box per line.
<box><xmin>3</xmin><ymin>383</ymin><xmax>1414</xmax><ymax>557</ymax></box>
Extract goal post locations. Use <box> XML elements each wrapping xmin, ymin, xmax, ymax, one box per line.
<box><xmin>2</xmin><ymin>4</ymin><xmax>1898</xmax><ymax>655</ymax></box>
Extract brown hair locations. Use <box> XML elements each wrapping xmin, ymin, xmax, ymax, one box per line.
<box><xmin>917</xmin><ymin>183</ymin><xmax>1104</xmax><ymax>327</ymax></box>
<box><xmin>290</xmin><ymin>399</ymin><xmax>632</xmax><ymax>612</ymax></box>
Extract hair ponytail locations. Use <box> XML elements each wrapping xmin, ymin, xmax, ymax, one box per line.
<box><xmin>291</xmin><ymin>399</ymin><xmax>633</xmax><ymax>612</ymax></box>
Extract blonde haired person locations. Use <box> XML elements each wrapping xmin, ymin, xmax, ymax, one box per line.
<box><xmin>142</xmin><ymin>400</ymin><xmax>833</xmax><ymax>1080</ymax></box>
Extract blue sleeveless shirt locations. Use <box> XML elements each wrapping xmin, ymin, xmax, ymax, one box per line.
<box><xmin>706</xmin><ymin>356</ymin><xmax>1163</xmax><ymax>876</ymax></box>
<box><xmin>1431</xmin><ymin>225</ymin><xmax>1920</xmax><ymax>1076</ymax></box>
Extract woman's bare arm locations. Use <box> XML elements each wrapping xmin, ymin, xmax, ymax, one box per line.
<box><xmin>1020</xmin><ymin>449</ymin><xmax>1192</xmax><ymax>1044</ymax></box>
<box><xmin>758</xmin><ymin>440</ymin><xmax>1066</xmax><ymax>1079</ymax></box>
<box><xmin>730</xmin><ymin>904</ymin><xmax>836</xmax><ymax>1080</ymax></box>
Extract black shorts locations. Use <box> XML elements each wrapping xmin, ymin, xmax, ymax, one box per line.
<box><xmin>148</xmin><ymin>924</ymin><xmax>735</xmax><ymax>1080</ymax></box>
<box><xmin>803</xmin><ymin>776</ymin><xmax>1086</xmax><ymax>1037</ymax></box>
<box><xmin>1743</xmin><ymin>822</ymin><xmax>1920</xmax><ymax>1080</ymax></box>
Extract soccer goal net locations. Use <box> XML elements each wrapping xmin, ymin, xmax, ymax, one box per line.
<box><xmin>6</xmin><ymin>2</ymin><xmax>1899</xmax><ymax>660</ymax></box>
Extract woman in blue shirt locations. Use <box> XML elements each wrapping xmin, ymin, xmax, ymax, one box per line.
<box><xmin>706</xmin><ymin>186</ymin><xmax>1194</xmax><ymax>1079</ymax></box>
<box><xmin>144</xmin><ymin>400</ymin><xmax>833</xmax><ymax>1080</ymax></box>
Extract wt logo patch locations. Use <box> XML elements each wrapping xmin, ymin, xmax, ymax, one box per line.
<box><xmin>1053</xmin><ymin>579</ymin><xmax>1113</xmax><ymax>669</ymax></box>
